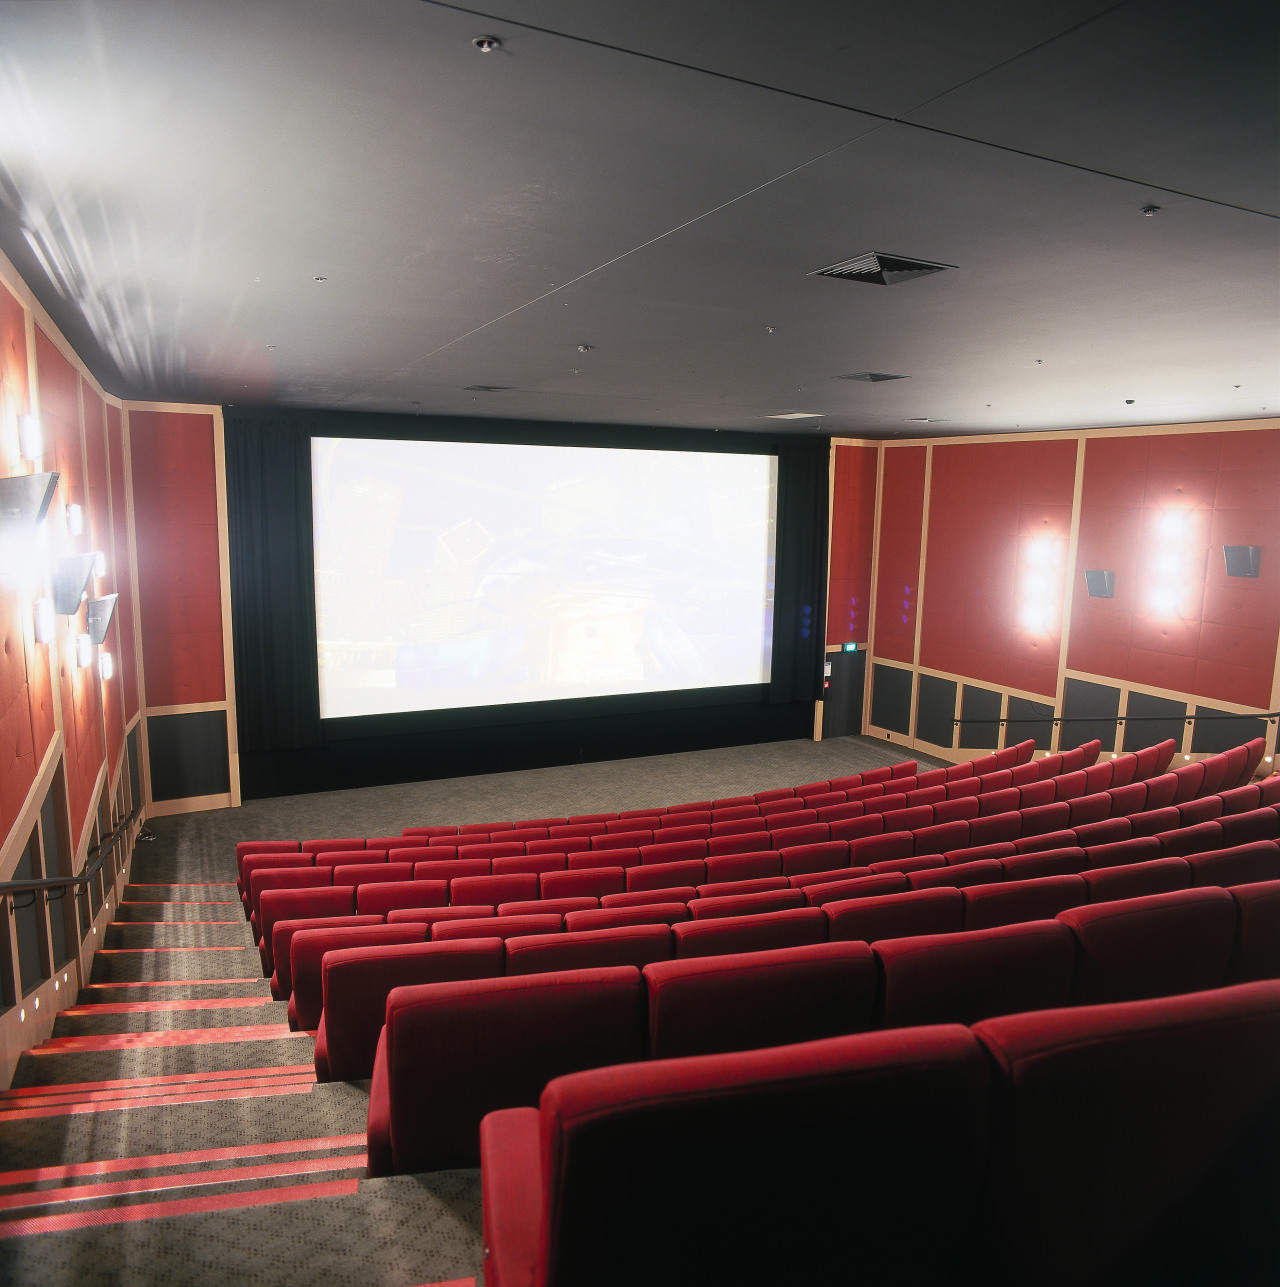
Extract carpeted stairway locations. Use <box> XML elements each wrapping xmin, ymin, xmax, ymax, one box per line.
<box><xmin>0</xmin><ymin>734</ymin><xmax>926</xmax><ymax>1286</ymax></box>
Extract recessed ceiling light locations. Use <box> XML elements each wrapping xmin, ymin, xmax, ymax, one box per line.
<box><xmin>903</xmin><ymin>417</ymin><xmax>949</xmax><ymax>423</ymax></box>
<box><xmin>463</xmin><ymin>385</ymin><xmax>513</xmax><ymax>392</ymax></box>
<box><xmin>313</xmin><ymin>276</ymin><xmax>327</xmax><ymax>283</ymax></box>
<box><xmin>473</xmin><ymin>35</ymin><xmax>502</xmax><ymax>52</ymax></box>
<box><xmin>837</xmin><ymin>372</ymin><xmax>908</xmax><ymax>383</ymax></box>
<box><xmin>768</xmin><ymin>412</ymin><xmax>826</xmax><ymax>420</ymax></box>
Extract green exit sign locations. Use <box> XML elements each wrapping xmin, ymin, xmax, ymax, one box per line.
<box><xmin>844</xmin><ymin>642</ymin><xmax>858</xmax><ymax>652</ymax></box>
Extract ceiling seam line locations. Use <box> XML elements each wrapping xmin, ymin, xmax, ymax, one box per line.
<box><xmin>419</xmin><ymin>0</ymin><xmax>1274</xmax><ymax>218</ymax></box>
<box><xmin>333</xmin><ymin>122</ymin><xmax>893</xmax><ymax>401</ymax></box>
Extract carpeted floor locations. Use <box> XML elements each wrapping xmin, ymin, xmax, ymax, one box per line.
<box><xmin>0</xmin><ymin>734</ymin><xmax>928</xmax><ymax>1286</ymax></box>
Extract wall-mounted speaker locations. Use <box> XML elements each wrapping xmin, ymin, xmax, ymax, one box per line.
<box><xmin>1223</xmin><ymin>545</ymin><xmax>1260</xmax><ymax>578</ymax></box>
<box><xmin>1084</xmin><ymin>569</ymin><xmax>1115</xmax><ymax>598</ymax></box>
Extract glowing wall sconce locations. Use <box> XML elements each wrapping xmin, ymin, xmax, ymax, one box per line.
<box><xmin>18</xmin><ymin>415</ymin><xmax>42</xmax><ymax>463</ymax></box>
<box><xmin>1224</xmin><ymin>545</ymin><xmax>1261</xmax><ymax>578</ymax></box>
<box><xmin>53</xmin><ymin>553</ymin><xmax>96</xmax><ymax>614</ymax></box>
<box><xmin>33</xmin><ymin>598</ymin><xmax>55</xmax><ymax>644</ymax></box>
<box><xmin>86</xmin><ymin>594</ymin><xmax>118</xmax><ymax>645</ymax></box>
<box><xmin>99</xmin><ymin>651</ymin><xmax>114</xmax><ymax>681</ymax></box>
<box><xmin>76</xmin><ymin>632</ymin><xmax>92</xmax><ymax>668</ymax></box>
<box><xmin>1084</xmin><ymin>569</ymin><xmax>1115</xmax><ymax>598</ymax></box>
<box><xmin>93</xmin><ymin>550</ymin><xmax>107</xmax><ymax>579</ymax></box>
<box><xmin>1018</xmin><ymin>537</ymin><xmax>1064</xmax><ymax>634</ymax></box>
<box><xmin>0</xmin><ymin>471</ymin><xmax>60</xmax><ymax>531</ymax></box>
<box><xmin>67</xmin><ymin>503</ymin><xmax>83</xmax><ymax>536</ymax></box>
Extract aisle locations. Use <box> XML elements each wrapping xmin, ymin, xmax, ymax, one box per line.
<box><xmin>0</xmin><ymin>863</ymin><xmax>483</xmax><ymax>1287</ymax></box>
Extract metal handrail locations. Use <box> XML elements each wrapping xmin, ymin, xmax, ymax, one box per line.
<box><xmin>0</xmin><ymin>807</ymin><xmax>142</xmax><ymax>901</ymax></box>
<box><xmin>952</xmin><ymin>712</ymin><xmax>1280</xmax><ymax>726</ymax></box>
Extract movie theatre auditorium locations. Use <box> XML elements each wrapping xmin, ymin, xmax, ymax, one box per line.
<box><xmin>3</xmin><ymin>240</ymin><xmax>1280</xmax><ymax>1287</ymax></box>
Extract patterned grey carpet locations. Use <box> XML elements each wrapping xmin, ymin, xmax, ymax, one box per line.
<box><xmin>1</xmin><ymin>734</ymin><xmax>924</xmax><ymax>1286</ymax></box>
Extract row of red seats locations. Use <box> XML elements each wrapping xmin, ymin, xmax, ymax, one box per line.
<box><xmin>234</xmin><ymin>736</ymin><xmax>1114</xmax><ymax>888</ymax></box>
<box><xmin>296</xmin><ymin>827</ymin><xmax>1280</xmax><ymax>1055</ymax></box>
<box><xmin>365</xmin><ymin>875</ymin><xmax>1280</xmax><ymax>1174</ymax></box>
<box><xmin>248</xmin><ymin>747</ymin><xmax>1269</xmax><ymax>979</ymax></box>
<box><xmin>478</xmin><ymin>978</ymin><xmax>1280</xmax><ymax>1287</ymax></box>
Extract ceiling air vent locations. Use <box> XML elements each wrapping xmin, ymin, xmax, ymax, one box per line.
<box><xmin>837</xmin><ymin>372</ymin><xmax>908</xmax><ymax>382</ymax></box>
<box><xmin>464</xmin><ymin>385</ymin><xmax>513</xmax><ymax>392</ymax></box>
<box><xmin>811</xmin><ymin>252</ymin><xmax>955</xmax><ymax>285</ymax></box>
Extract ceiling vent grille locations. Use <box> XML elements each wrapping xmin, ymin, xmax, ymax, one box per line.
<box><xmin>837</xmin><ymin>371</ymin><xmax>908</xmax><ymax>382</ymax></box>
<box><xmin>811</xmin><ymin>252</ymin><xmax>954</xmax><ymax>285</ymax></box>
<box><xmin>464</xmin><ymin>384</ymin><xmax>513</xmax><ymax>392</ymax></box>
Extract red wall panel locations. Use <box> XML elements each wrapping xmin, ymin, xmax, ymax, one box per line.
<box><xmin>0</xmin><ymin>278</ymin><xmax>27</xmax><ymax>460</ymax></box>
<box><xmin>128</xmin><ymin>410</ymin><xmax>225</xmax><ymax>707</ymax></box>
<box><xmin>826</xmin><ymin>444</ymin><xmax>878</xmax><ymax>646</ymax></box>
<box><xmin>1069</xmin><ymin>430</ymin><xmax>1280</xmax><ymax>708</ymax></box>
<box><xmin>34</xmin><ymin>334</ymin><xmax>103</xmax><ymax>849</ymax></box>
<box><xmin>873</xmin><ymin>446</ymin><xmax>927</xmax><ymax>664</ymax></box>
<box><xmin>919</xmin><ymin>439</ymin><xmax>1077</xmax><ymax>698</ymax></box>
<box><xmin>105</xmin><ymin>404</ymin><xmax>139</xmax><ymax>722</ymax></box>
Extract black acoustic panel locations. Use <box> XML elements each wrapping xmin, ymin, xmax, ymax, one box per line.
<box><xmin>1006</xmin><ymin>696</ymin><xmax>1055</xmax><ymax>751</ymax></box>
<box><xmin>823</xmin><ymin>649</ymin><xmax>866</xmax><ymax>739</ymax></box>
<box><xmin>126</xmin><ymin>726</ymin><xmax>141</xmax><ymax>813</ymax></box>
<box><xmin>1190</xmin><ymin>706</ymin><xmax>1267</xmax><ymax>755</ymax></box>
<box><xmin>870</xmin><ymin>664</ymin><xmax>913</xmax><ymax>737</ymax></box>
<box><xmin>1060</xmin><ymin>678</ymin><xmax>1121</xmax><ymax>753</ymax></box>
<box><xmin>147</xmin><ymin>711</ymin><xmax>231</xmax><ymax>802</ymax></box>
<box><xmin>1123</xmin><ymin>691</ymin><xmax>1187</xmax><ymax>753</ymax></box>
<box><xmin>958</xmin><ymin>685</ymin><xmax>1002</xmax><ymax>749</ymax></box>
<box><xmin>915</xmin><ymin>674</ymin><xmax>957</xmax><ymax>749</ymax></box>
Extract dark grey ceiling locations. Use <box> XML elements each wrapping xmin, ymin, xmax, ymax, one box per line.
<box><xmin>0</xmin><ymin>0</ymin><xmax>1275</xmax><ymax>437</ymax></box>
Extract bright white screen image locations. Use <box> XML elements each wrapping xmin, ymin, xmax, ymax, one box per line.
<box><xmin>312</xmin><ymin>437</ymin><xmax>777</xmax><ymax>719</ymax></box>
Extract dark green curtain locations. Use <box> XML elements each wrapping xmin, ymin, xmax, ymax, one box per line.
<box><xmin>771</xmin><ymin>439</ymin><xmax>830</xmax><ymax>704</ymax></box>
<box><xmin>225</xmin><ymin>412</ymin><xmax>322</xmax><ymax>752</ymax></box>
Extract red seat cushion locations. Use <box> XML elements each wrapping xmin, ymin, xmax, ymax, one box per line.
<box><xmin>505</xmin><ymin>925</ymin><xmax>673</xmax><ymax>976</ymax></box>
<box><xmin>672</xmin><ymin>907</ymin><xmax>827</xmax><ymax>958</ymax></box>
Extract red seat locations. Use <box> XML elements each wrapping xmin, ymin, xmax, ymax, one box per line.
<box><xmin>313</xmin><ymin>849</ymin><xmax>384</xmax><ymax>869</ymax></box>
<box><xmin>541</xmin><ymin>867</ymin><xmax>627</xmax><ymax>900</ymax></box>
<box><xmin>702</xmin><ymin>851</ymin><xmax>783</xmax><ymax>883</ymax></box>
<box><xmin>270</xmin><ymin>914</ymin><xmax>380</xmax><ymax>998</ymax></box>
<box><xmin>451</xmin><ymin>873</ymin><xmax>540</xmax><ymax>907</ymax></box>
<box><xmin>707</xmin><ymin>831</ymin><xmax>773</xmax><ymax>856</ymax></box>
<box><xmin>1185</xmin><ymin>841</ymin><xmax>1280</xmax><ymax>888</ymax></box>
<box><xmin>1084</xmin><ymin>836</ymin><xmax>1160</xmax><ymax>869</ymax></box>
<box><xmin>527</xmin><ymin>836</ymin><xmax>592</xmax><ymax>856</ymax></box>
<box><xmin>1058</xmin><ymin>887</ymin><xmax>1237</xmax><ymax>1004</ymax></box>
<box><xmin>695</xmin><ymin>877</ymin><xmax>790</xmax><ymax>899</ymax></box>
<box><xmin>804</xmin><ymin>873</ymin><xmax>908</xmax><ymax>907</ymax></box>
<box><xmin>601</xmin><ymin>887</ymin><xmax>696</xmax><ymax>909</ymax></box>
<box><xmin>1083</xmin><ymin>857</ymin><xmax>1190</xmax><ymax>902</ymax></box>
<box><xmin>1218</xmin><ymin>806</ymin><xmax>1280</xmax><ymax>847</ymax></box>
<box><xmin>672</xmin><ymin>907</ymin><xmax>827</xmax><ymax>958</ymax></box>
<box><xmin>1227</xmin><ymin>880</ymin><xmax>1280</xmax><ymax>983</ymax></box>
<box><xmin>778</xmin><ymin>841</ymin><xmax>849</xmax><ymax>877</ymax></box>
<box><xmin>591</xmin><ymin>830</ymin><xmax>653</xmax><ymax>851</ymax></box>
<box><xmin>356</xmin><ymin>879</ymin><xmax>448</xmax><ymax>916</ymax></box>
<box><xmin>288</xmin><ymin>923</ymin><xmax>426</xmax><ymax>1030</ymax></box>
<box><xmin>257</xmin><ymin>885</ymin><xmax>355</xmax><ymax>974</ymax></box>
<box><xmin>302</xmin><ymin>838</ymin><xmax>366</xmax><ymax>855</ymax></box>
<box><xmin>1154</xmin><ymin>820</ymin><xmax>1222</xmax><ymax>857</ymax></box>
<box><xmin>370</xmin><ymin>967</ymin><xmax>648</xmax><ymax>1174</ymax></box>
<box><xmin>330</xmin><ymin>862</ymin><xmax>414</xmax><ymax>887</ymax></box>
<box><xmin>689</xmin><ymin>889</ymin><xmax>805</xmax><ymax>919</ymax></box>
<box><xmin>565</xmin><ymin>904</ymin><xmax>690</xmax><ymax>932</ymax></box>
<box><xmin>413</xmin><ymin>858</ymin><xmax>491</xmax><ymax>882</ymax></box>
<box><xmin>491</xmin><ymin>854</ymin><xmax>568</xmax><ymax>877</ymax></box>
<box><xmin>970</xmin><ymin>981</ymin><xmax>1280</xmax><ymax>1287</ymax></box>
<box><xmin>568</xmin><ymin>848</ymin><xmax>640</xmax><ymax>870</ymax></box>
<box><xmin>481</xmin><ymin>1025</ymin><xmax>989</xmax><ymax>1287</ymax></box>
<box><xmin>907</xmin><ymin>859</ymin><xmax>1004</xmax><ymax>890</ymax></box>
<box><xmin>316</xmin><ymin>937</ymin><xmax>505</xmax><ymax>1081</ymax></box>
<box><xmin>645</xmin><ymin>941</ymin><xmax>878</xmax><ymax>1059</ymax></box>
<box><xmin>498</xmin><ymin>898</ymin><xmax>598</xmax><ymax>918</ymax></box>
<box><xmin>877</xmin><ymin>920</ymin><xmax>1075</xmax><ymax>1027</ymax></box>
<box><xmin>626</xmin><ymin>859</ymin><xmax>706</xmax><ymax>893</ymax></box>
<box><xmin>962</xmin><ymin>875</ymin><xmax>1089</xmax><ymax>930</ymax></box>
<box><xmin>386</xmin><ymin>905</ymin><xmax>494</xmax><ymax>927</ymax></box>
<box><xmin>434</xmin><ymin>914</ymin><xmax>562</xmax><ymax>943</ymax></box>
<box><xmin>999</xmin><ymin>848</ymin><xmax>1086</xmax><ymax>880</ymax></box>
<box><xmin>824</xmin><ymin>887</ymin><xmax>965</xmax><ymax>943</ymax></box>
<box><xmin>505</xmin><ymin>925</ymin><xmax>673</xmax><ymax>976</ymax></box>
<box><xmin>639</xmin><ymin>838</ymin><xmax>708</xmax><ymax>864</ymax></box>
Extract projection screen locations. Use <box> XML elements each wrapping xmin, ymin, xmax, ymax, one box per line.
<box><xmin>312</xmin><ymin>437</ymin><xmax>778</xmax><ymax>720</ymax></box>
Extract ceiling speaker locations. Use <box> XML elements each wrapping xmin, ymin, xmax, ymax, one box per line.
<box><xmin>1223</xmin><ymin>545</ymin><xmax>1261</xmax><ymax>578</ymax></box>
<box><xmin>1084</xmin><ymin>569</ymin><xmax>1115</xmax><ymax>598</ymax></box>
